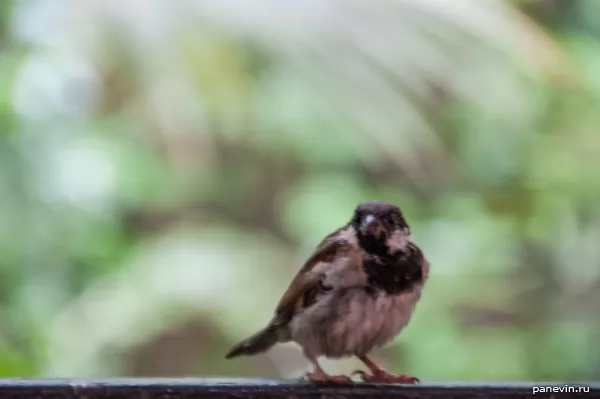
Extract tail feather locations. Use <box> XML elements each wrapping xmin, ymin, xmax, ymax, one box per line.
<box><xmin>225</xmin><ymin>325</ymin><xmax>280</xmax><ymax>359</ymax></box>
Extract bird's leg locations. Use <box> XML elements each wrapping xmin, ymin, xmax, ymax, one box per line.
<box><xmin>303</xmin><ymin>356</ymin><xmax>353</xmax><ymax>384</ymax></box>
<box><xmin>353</xmin><ymin>354</ymin><xmax>419</xmax><ymax>384</ymax></box>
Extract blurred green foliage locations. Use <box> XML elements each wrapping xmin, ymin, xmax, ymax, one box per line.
<box><xmin>0</xmin><ymin>0</ymin><xmax>598</xmax><ymax>381</ymax></box>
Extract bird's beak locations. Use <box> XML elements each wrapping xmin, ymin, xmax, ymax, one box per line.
<box><xmin>360</xmin><ymin>214</ymin><xmax>384</xmax><ymax>237</ymax></box>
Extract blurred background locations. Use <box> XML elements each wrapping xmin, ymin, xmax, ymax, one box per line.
<box><xmin>0</xmin><ymin>0</ymin><xmax>599</xmax><ymax>382</ymax></box>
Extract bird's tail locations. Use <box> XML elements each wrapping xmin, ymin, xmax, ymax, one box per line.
<box><xmin>225</xmin><ymin>325</ymin><xmax>281</xmax><ymax>359</ymax></box>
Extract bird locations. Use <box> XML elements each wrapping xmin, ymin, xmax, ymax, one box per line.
<box><xmin>225</xmin><ymin>201</ymin><xmax>429</xmax><ymax>384</ymax></box>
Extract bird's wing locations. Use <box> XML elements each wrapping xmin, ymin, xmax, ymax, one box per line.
<box><xmin>270</xmin><ymin>227</ymin><xmax>354</xmax><ymax>327</ymax></box>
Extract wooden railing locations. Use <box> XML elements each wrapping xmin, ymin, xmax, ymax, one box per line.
<box><xmin>0</xmin><ymin>378</ymin><xmax>596</xmax><ymax>398</ymax></box>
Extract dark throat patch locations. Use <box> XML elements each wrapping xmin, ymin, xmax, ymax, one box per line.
<box><xmin>362</xmin><ymin>242</ymin><xmax>424</xmax><ymax>295</ymax></box>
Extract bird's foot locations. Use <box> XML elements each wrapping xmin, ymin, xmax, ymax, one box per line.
<box><xmin>303</xmin><ymin>370</ymin><xmax>353</xmax><ymax>384</ymax></box>
<box><xmin>352</xmin><ymin>369</ymin><xmax>419</xmax><ymax>384</ymax></box>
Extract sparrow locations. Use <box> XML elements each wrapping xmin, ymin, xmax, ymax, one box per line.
<box><xmin>225</xmin><ymin>201</ymin><xmax>429</xmax><ymax>384</ymax></box>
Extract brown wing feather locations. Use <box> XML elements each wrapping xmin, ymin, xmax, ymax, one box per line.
<box><xmin>225</xmin><ymin>227</ymin><xmax>356</xmax><ymax>359</ymax></box>
<box><xmin>271</xmin><ymin>227</ymin><xmax>351</xmax><ymax>326</ymax></box>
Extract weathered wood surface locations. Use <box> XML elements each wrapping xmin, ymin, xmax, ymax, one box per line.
<box><xmin>0</xmin><ymin>378</ymin><xmax>596</xmax><ymax>398</ymax></box>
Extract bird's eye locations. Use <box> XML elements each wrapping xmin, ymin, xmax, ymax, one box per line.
<box><xmin>385</xmin><ymin>215</ymin><xmax>395</xmax><ymax>225</ymax></box>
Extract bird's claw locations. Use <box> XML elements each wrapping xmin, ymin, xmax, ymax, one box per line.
<box><xmin>352</xmin><ymin>369</ymin><xmax>419</xmax><ymax>384</ymax></box>
<box><xmin>352</xmin><ymin>370</ymin><xmax>368</xmax><ymax>378</ymax></box>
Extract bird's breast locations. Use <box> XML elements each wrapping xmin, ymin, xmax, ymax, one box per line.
<box><xmin>290</xmin><ymin>284</ymin><xmax>423</xmax><ymax>358</ymax></box>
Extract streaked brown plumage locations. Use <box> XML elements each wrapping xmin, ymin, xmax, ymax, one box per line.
<box><xmin>225</xmin><ymin>201</ymin><xmax>429</xmax><ymax>384</ymax></box>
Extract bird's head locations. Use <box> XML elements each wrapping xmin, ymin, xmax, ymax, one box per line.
<box><xmin>350</xmin><ymin>201</ymin><xmax>411</xmax><ymax>254</ymax></box>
